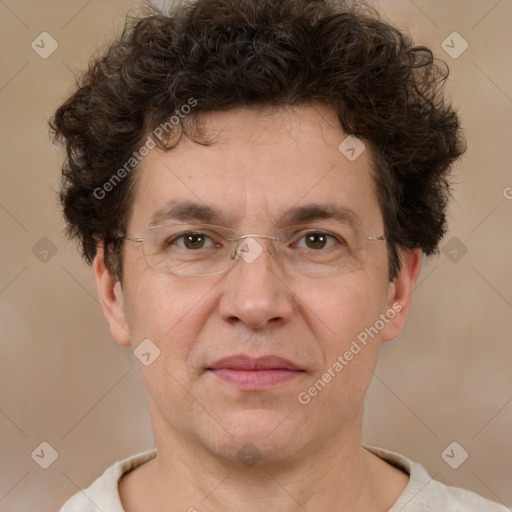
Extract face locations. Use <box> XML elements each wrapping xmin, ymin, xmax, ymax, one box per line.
<box><xmin>95</xmin><ymin>103</ymin><xmax>419</xmax><ymax>464</ymax></box>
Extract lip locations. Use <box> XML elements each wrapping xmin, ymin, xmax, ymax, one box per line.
<box><xmin>207</xmin><ymin>355</ymin><xmax>305</xmax><ymax>390</ymax></box>
<box><xmin>209</xmin><ymin>354</ymin><xmax>302</xmax><ymax>371</ymax></box>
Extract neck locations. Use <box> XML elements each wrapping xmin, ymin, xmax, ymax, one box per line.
<box><xmin>122</xmin><ymin>406</ymin><xmax>409</xmax><ymax>512</ymax></box>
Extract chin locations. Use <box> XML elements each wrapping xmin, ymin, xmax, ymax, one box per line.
<box><xmin>205</xmin><ymin>409</ymin><xmax>310</xmax><ymax>465</ymax></box>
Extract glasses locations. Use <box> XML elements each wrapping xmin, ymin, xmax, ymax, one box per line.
<box><xmin>117</xmin><ymin>223</ymin><xmax>386</xmax><ymax>278</ymax></box>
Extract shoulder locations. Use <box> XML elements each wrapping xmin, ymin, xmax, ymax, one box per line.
<box><xmin>59</xmin><ymin>449</ymin><xmax>157</xmax><ymax>512</ymax></box>
<box><xmin>364</xmin><ymin>445</ymin><xmax>510</xmax><ymax>512</ymax></box>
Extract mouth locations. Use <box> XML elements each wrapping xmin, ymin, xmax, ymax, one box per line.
<box><xmin>207</xmin><ymin>354</ymin><xmax>305</xmax><ymax>390</ymax></box>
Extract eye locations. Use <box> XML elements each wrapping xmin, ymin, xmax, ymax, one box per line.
<box><xmin>294</xmin><ymin>231</ymin><xmax>340</xmax><ymax>250</ymax></box>
<box><xmin>171</xmin><ymin>231</ymin><xmax>219</xmax><ymax>250</ymax></box>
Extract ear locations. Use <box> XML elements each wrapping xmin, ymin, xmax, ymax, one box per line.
<box><xmin>93</xmin><ymin>243</ymin><xmax>132</xmax><ymax>347</ymax></box>
<box><xmin>380</xmin><ymin>248</ymin><xmax>422</xmax><ymax>342</ymax></box>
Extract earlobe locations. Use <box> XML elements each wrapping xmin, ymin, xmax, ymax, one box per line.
<box><xmin>92</xmin><ymin>244</ymin><xmax>132</xmax><ymax>347</ymax></box>
<box><xmin>381</xmin><ymin>248</ymin><xmax>422</xmax><ymax>342</ymax></box>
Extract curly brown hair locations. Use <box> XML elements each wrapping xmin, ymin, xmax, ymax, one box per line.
<box><xmin>50</xmin><ymin>0</ymin><xmax>466</xmax><ymax>282</ymax></box>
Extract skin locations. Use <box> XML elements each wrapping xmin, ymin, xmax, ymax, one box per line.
<box><xmin>94</xmin><ymin>103</ymin><xmax>421</xmax><ymax>511</ymax></box>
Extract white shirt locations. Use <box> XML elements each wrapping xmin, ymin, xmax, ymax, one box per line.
<box><xmin>59</xmin><ymin>445</ymin><xmax>510</xmax><ymax>511</ymax></box>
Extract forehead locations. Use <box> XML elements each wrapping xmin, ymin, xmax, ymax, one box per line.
<box><xmin>127</xmin><ymin>104</ymin><xmax>382</xmax><ymax>232</ymax></box>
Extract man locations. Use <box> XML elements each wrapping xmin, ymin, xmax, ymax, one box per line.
<box><xmin>52</xmin><ymin>0</ymin><xmax>507</xmax><ymax>510</ymax></box>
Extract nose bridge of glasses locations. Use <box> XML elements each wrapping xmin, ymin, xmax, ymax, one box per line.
<box><xmin>231</xmin><ymin>234</ymin><xmax>281</xmax><ymax>262</ymax></box>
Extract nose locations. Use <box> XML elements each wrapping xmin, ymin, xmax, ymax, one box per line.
<box><xmin>218</xmin><ymin>236</ymin><xmax>295</xmax><ymax>329</ymax></box>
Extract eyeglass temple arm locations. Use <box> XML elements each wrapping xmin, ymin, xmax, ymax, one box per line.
<box><xmin>116</xmin><ymin>232</ymin><xmax>143</xmax><ymax>243</ymax></box>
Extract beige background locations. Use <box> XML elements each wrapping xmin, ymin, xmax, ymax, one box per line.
<box><xmin>0</xmin><ymin>0</ymin><xmax>511</xmax><ymax>510</ymax></box>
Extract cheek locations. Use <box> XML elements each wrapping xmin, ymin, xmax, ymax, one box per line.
<box><xmin>296</xmin><ymin>272</ymin><xmax>388</xmax><ymax>344</ymax></box>
<box><xmin>122</xmin><ymin>276</ymin><xmax>212</xmax><ymax>410</ymax></box>
<box><xmin>295</xmin><ymin>276</ymin><xmax>387</xmax><ymax>412</ymax></box>
<box><xmin>123</xmin><ymin>273</ymin><xmax>210</xmax><ymax>352</ymax></box>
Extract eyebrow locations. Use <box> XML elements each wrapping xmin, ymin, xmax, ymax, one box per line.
<box><xmin>148</xmin><ymin>200</ymin><xmax>222</xmax><ymax>227</ymax></box>
<box><xmin>279</xmin><ymin>204</ymin><xmax>361</xmax><ymax>229</ymax></box>
<box><xmin>147</xmin><ymin>200</ymin><xmax>361</xmax><ymax>231</ymax></box>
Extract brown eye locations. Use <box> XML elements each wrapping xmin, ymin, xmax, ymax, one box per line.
<box><xmin>183</xmin><ymin>233</ymin><xmax>206</xmax><ymax>250</ymax></box>
<box><xmin>295</xmin><ymin>231</ymin><xmax>338</xmax><ymax>251</ymax></box>
<box><xmin>305</xmin><ymin>233</ymin><xmax>328</xmax><ymax>250</ymax></box>
<box><xmin>171</xmin><ymin>232</ymin><xmax>215</xmax><ymax>250</ymax></box>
